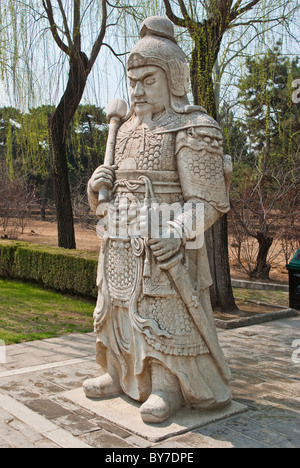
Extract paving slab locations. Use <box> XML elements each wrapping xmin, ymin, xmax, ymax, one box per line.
<box><xmin>0</xmin><ymin>318</ymin><xmax>299</xmax><ymax>448</ymax></box>
<box><xmin>0</xmin><ymin>392</ymin><xmax>90</xmax><ymax>448</ymax></box>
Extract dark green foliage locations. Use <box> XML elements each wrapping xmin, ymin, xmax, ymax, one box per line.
<box><xmin>237</xmin><ymin>44</ymin><xmax>300</xmax><ymax>166</ymax></box>
<box><xmin>0</xmin><ymin>104</ymin><xmax>107</xmax><ymax>208</ymax></box>
<box><xmin>0</xmin><ymin>242</ymin><xmax>17</xmax><ymax>277</ymax></box>
<box><xmin>0</xmin><ymin>240</ymin><xmax>98</xmax><ymax>298</ymax></box>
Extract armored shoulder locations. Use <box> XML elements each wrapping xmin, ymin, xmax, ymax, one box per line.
<box><xmin>179</xmin><ymin>110</ymin><xmax>221</xmax><ymax>132</ymax></box>
<box><xmin>175</xmin><ymin>111</ymin><xmax>222</xmax><ymax>151</ymax></box>
<box><xmin>155</xmin><ymin>110</ymin><xmax>221</xmax><ymax>135</ymax></box>
<box><xmin>174</xmin><ymin>112</ymin><xmax>230</xmax><ymax>214</ymax></box>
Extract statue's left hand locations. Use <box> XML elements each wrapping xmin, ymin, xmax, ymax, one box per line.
<box><xmin>148</xmin><ymin>227</ymin><xmax>181</xmax><ymax>262</ymax></box>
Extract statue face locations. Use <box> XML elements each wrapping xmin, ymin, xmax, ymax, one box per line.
<box><xmin>128</xmin><ymin>66</ymin><xmax>170</xmax><ymax>120</ymax></box>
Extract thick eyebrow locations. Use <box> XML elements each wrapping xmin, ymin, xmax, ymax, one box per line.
<box><xmin>128</xmin><ymin>70</ymin><xmax>157</xmax><ymax>82</ymax></box>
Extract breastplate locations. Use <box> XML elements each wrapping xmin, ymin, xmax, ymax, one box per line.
<box><xmin>114</xmin><ymin>122</ymin><xmax>176</xmax><ymax>172</ymax></box>
<box><xmin>113</xmin><ymin>119</ymin><xmax>184</xmax><ymax>207</ymax></box>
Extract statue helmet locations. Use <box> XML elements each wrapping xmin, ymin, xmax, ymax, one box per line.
<box><xmin>127</xmin><ymin>16</ymin><xmax>190</xmax><ymax>98</ymax></box>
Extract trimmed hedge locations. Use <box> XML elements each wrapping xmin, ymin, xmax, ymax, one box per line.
<box><xmin>0</xmin><ymin>240</ymin><xmax>99</xmax><ymax>298</ymax></box>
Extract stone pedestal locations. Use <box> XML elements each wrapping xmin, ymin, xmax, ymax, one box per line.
<box><xmin>64</xmin><ymin>388</ymin><xmax>247</xmax><ymax>442</ymax></box>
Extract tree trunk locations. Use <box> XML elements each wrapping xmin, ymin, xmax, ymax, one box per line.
<box><xmin>212</xmin><ymin>215</ymin><xmax>239</xmax><ymax>311</ymax></box>
<box><xmin>205</xmin><ymin>226</ymin><xmax>218</xmax><ymax>309</ymax></box>
<box><xmin>49</xmin><ymin>53</ymin><xmax>88</xmax><ymax>249</ymax></box>
<box><xmin>190</xmin><ymin>21</ymin><xmax>221</xmax><ymax>119</ymax></box>
<box><xmin>49</xmin><ymin>121</ymin><xmax>77</xmax><ymax>249</ymax></box>
<box><xmin>191</xmin><ymin>25</ymin><xmax>238</xmax><ymax>312</ymax></box>
<box><xmin>40</xmin><ymin>176</ymin><xmax>51</xmax><ymax>221</ymax></box>
<box><xmin>191</xmin><ymin>45</ymin><xmax>217</xmax><ymax>118</ymax></box>
<box><xmin>251</xmin><ymin>233</ymin><xmax>273</xmax><ymax>280</ymax></box>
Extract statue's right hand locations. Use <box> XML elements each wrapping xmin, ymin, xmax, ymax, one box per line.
<box><xmin>89</xmin><ymin>165</ymin><xmax>117</xmax><ymax>193</ymax></box>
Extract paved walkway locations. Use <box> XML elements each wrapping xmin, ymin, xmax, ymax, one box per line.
<box><xmin>0</xmin><ymin>317</ymin><xmax>299</xmax><ymax>448</ymax></box>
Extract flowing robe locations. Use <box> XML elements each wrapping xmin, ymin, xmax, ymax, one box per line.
<box><xmin>88</xmin><ymin>109</ymin><xmax>232</xmax><ymax>408</ymax></box>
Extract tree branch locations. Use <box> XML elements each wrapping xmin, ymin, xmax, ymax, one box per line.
<box><xmin>232</xmin><ymin>17</ymin><xmax>285</xmax><ymax>27</ymax></box>
<box><xmin>43</xmin><ymin>0</ymin><xmax>70</xmax><ymax>55</ymax></box>
<box><xmin>102</xmin><ymin>43</ymin><xmax>129</xmax><ymax>57</ymax></box>
<box><xmin>88</xmin><ymin>0</ymin><xmax>107</xmax><ymax>72</ymax></box>
<box><xmin>163</xmin><ymin>0</ymin><xmax>187</xmax><ymax>27</ymax></box>
<box><xmin>230</xmin><ymin>200</ymin><xmax>258</xmax><ymax>238</ymax></box>
<box><xmin>56</xmin><ymin>0</ymin><xmax>72</xmax><ymax>47</ymax></box>
<box><xmin>230</xmin><ymin>0</ymin><xmax>261</xmax><ymax>21</ymax></box>
<box><xmin>178</xmin><ymin>0</ymin><xmax>191</xmax><ymax>22</ymax></box>
<box><xmin>73</xmin><ymin>0</ymin><xmax>81</xmax><ymax>50</ymax></box>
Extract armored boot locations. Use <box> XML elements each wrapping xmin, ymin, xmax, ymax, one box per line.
<box><xmin>140</xmin><ymin>362</ymin><xmax>183</xmax><ymax>423</ymax></box>
<box><xmin>83</xmin><ymin>353</ymin><xmax>122</xmax><ymax>399</ymax></box>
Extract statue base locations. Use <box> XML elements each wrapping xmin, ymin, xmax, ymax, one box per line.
<box><xmin>63</xmin><ymin>388</ymin><xmax>247</xmax><ymax>442</ymax></box>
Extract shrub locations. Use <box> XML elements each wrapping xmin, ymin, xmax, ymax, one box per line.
<box><xmin>0</xmin><ymin>240</ymin><xmax>98</xmax><ymax>298</ymax></box>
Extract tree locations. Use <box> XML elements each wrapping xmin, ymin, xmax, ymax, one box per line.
<box><xmin>40</xmin><ymin>0</ymin><xmax>109</xmax><ymax>249</ymax></box>
<box><xmin>0</xmin><ymin>107</ymin><xmax>23</xmax><ymax>180</ymax></box>
<box><xmin>162</xmin><ymin>0</ymin><xmax>298</xmax><ymax>311</ymax></box>
<box><xmin>66</xmin><ymin>104</ymin><xmax>107</xmax><ymax>183</ymax></box>
<box><xmin>0</xmin><ymin>108</ymin><xmax>38</xmax><ymax>238</ymax></box>
<box><xmin>0</xmin><ymin>0</ymin><xmax>125</xmax><ymax>248</ymax></box>
<box><xmin>230</xmin><ymin>48</ymin><xmax>300</xmax><ymax>279</ymax></box>
<box><xmin>220</xmin><ymin>104</ymin><xmax>250</xmax><ymax>165</ymax></box>
<box><xmin>238</xmin><ymin>45</ymin><xmax>299</xmax><ymax>163</ymax></box>
<box><xmin>0</xmin><ymin>103</ymin><xmax>107</xmax><ymax>222</ymax></box>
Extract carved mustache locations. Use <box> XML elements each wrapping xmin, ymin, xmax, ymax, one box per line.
<box><xmin>133</xmin><ymin>98</ymin><xmax>154</xmax><ymax>104</ymax></box>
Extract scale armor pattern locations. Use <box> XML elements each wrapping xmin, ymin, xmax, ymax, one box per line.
<box><xmin>114</xmin><ymin>126</ymin><xmax>174</xmax><ymax>171</ymax></box>
<box><xmin>107</xmin><ymin>240</ymin><xmax>137</xmax><ymax>301</ymax></box>
<box><xmin>142</xmin><ymin>296</ymin><xmax>209</xmax><ymax>356</ymax></box>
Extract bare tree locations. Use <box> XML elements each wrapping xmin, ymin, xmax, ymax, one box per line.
<box><xmin>230</xmin><ymin>158</ymin><xmax>300</xmax><ymax>279</ymax></box>
<box><xmin>0</xmin><ymin>171</ymin><xmax>37</xmax><ymax>239</ymax></box>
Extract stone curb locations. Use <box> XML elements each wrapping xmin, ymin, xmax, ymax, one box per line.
<box><xmin>215</xmin><ymin>308</ymin><xmax>299</xmax><ymax>330</ymax></box>
<box><xmin>231</xmin><ymin>279</ymin><xmax>289</xmax><ymax>292</ymax></box>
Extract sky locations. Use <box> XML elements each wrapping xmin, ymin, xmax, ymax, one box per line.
<box><xmin>0</xmin><ymin>0</ymin><xmax>299</xmax><ymax>116</ymax></box>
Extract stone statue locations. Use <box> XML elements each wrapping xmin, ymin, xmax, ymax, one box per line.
<box><xmin>84</xmin><ymin>16</ymin><xmax>232</xmax><ymax>424</ymax></box>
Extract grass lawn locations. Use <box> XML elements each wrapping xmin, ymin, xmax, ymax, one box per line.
<box><xmin>0</xmin><ymin>278</ymin><xmax>94</xmax><ymax>345</ymax></box>
<box><xmin>233</xmin><ymin>288</ymin><xmax>289</xmax><ymax>308</ymax></box>
<box><xmin>0</xmin><ymin>278</ymin><xmax>289</xmax><ymax>346</ymax></box>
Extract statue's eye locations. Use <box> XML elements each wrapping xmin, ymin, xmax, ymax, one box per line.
<box><xmin>144</xmin><ymin>77</ymin><xmax>155</xmax><ymax>86</ymax></box>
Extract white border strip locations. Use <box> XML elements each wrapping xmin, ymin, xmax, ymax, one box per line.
<box><xmin>0</xmin><ymin>392</ymin><xmax>91</xmax><ymax>448</ymax></box>
<box><xmin>0</xmin><ymin>357</ymin><xmax>93</xmax><ymax>379</ymax></box>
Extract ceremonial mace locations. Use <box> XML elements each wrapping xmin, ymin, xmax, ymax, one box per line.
<box><xmin>98</xmin><ymin>98</ymin><xmax>128</xmax><ymax>203</ymax></box>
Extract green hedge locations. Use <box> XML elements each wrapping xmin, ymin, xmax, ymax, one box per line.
<box><xmin>0</xmin><ymin>240</ymin><xmax>99</xmax><ymax>298</ymax></box>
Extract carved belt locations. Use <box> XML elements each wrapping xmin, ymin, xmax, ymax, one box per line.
<box><xmin>113</xmin><ymin>177</ymin><xmax>182</xmax><ymax>195</ymax></box>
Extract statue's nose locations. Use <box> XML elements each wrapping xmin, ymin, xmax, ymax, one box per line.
<box><xmin>134</xmin><ymin>81</ymin><xmax>145</xmax><ymax>97</ymax></box>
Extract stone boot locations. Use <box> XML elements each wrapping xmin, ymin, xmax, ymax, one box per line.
<box><xmin>83</xmin><ymin>373</ymin><xmax>122</xmax><ymax>399</ymax></box>
<box><xmin>83</xmin><ymin>354</ymin><xmax>122</xmax><ymax>399</ymax></box>
<box><xmin>140</xmin><ymin>363</ymin><xmax>183</xmax><ymax>424</ymax></box>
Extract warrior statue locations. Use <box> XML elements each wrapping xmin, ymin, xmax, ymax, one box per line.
<box><xmin>84</xmin><ymin>16</ymin><xmax>232</xmax><ymax>424</ymax></box>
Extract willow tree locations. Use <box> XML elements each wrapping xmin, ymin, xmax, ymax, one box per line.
<box><xmin>39</xmin><ymin>0</ymin><xmax>109</xmax><ymax>249</ymax></box>
<box><xmin>0</xmin><ymin>0</ymin><xmax>129</xmax><ymax>249</ymax></box>
<box><xmin>162</xmin><ymin>0</ymin><xmax>298</xmax><ymax>311</ymax></box>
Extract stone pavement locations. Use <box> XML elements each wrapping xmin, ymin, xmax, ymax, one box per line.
<box><xmin>0</xmin><ymin>317</ymin><xmax>299</xmax><ymax>449</ymax></box>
